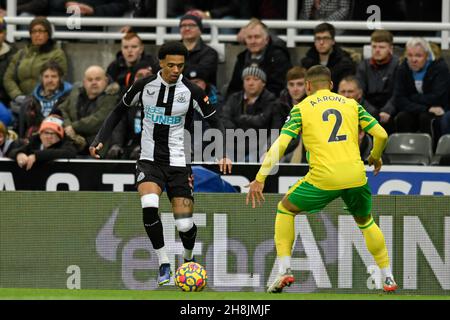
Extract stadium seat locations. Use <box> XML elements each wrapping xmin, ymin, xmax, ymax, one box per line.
<box><xmin>431</xmin><ymin>134</ymin><xmax>450</xmax><ymax>165</ymax></box>
<box><xmin>384</xmin><ymin>133</ymin><xmax>433</xmax><ymax>165</ymax></box>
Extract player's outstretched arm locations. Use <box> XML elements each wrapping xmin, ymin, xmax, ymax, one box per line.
<box><xmin>245</xmin><ymin>133</ymin><xmax>292</xmax><ymax>208</ymax></box>
<box><xmin>89</xmin><ymin>101</ymin><xmax>128</xmax><ymax>159</ymax></box>
<box><xmin>367</xmin><ymin>154</ymin><xmax>383</xmax><ymax>176</ymax></box>
<box><xmin>255</xmin><ymin>133</ymin><xmax>292</xmax><ymax>181</ymax></box>
<box><xmin>367</xmin><ymin>123</ymin><xmax>388</xmax><ymax>176</ymax></box>
<box><xmin>203</xmin><ymin>112</ymin><xmax>233</xmax><ymax>174</ymax></box>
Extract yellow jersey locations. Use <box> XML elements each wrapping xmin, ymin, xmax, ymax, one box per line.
<box><xmin>281</xmin><ymin>89</ymin><xmax>379</xmax><ymax>190</ymax></box>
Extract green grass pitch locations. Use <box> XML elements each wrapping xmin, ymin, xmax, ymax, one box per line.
<box><xmin>0</xmin><ymin>288</ymin><xmax>448</xmax><ymax>300</ymax></box>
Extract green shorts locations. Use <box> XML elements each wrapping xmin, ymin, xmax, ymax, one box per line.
<box><xmin>286</xmin><ymin>179</ymin><xmax>372</xmax><ymax>217</ymax></box>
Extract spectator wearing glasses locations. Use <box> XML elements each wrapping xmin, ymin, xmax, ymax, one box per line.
<box><xmin>4</xmin><ymin>17</ymin><xmax>68</xmax><ymax>111</ymax></box>
<box><xmin>179</xmin><ymin>14</ymin><xmax>219</xmax><ymax>86</ymax></box>
<box><xmin>300</xmin><ymin>22</ymin><xmax>355</xmax><ymax>92</ymax></box>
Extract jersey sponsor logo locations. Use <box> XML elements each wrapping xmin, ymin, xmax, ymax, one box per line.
<box><xmin>143</xmin><ymin>105</ymin><xmax>182</xmax><ymax>125</ymax></box>
<box><xmin>146</xmin><ymin>89</ymin><xmax>156</xmax><ymax>96</ymax></box>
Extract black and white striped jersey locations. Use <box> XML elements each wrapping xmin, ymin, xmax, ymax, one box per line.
<box><xmin>122</xmin><ymin>72</ymin><xmax>216</xmax><ymax>167</ymax></box>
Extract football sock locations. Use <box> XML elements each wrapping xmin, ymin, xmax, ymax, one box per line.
<box><xmin>358</xmin><ymin>216</ymin><xmax>390</xmax><ymax>270</ymax></box>
<box><xmin>155</xmin><ymin>247</ymin><xmax>170</xmax><ymax>265</ymax></box>
<box><xmin>179</xmin><ymin>224</ymin><xmax>197</xmax><ymax>255</ymax></box>
<box><xmin>142</xmin><ymin>194</ymin><xmax>168</xmax><ymax>265</ymax></box>
<box><xmin>275</xmin><ymin>201</ymin><xmax>295</xmax><ymax>273</ymax></box>
<box><xmin>278</xmin><ymin>256</ymin><xmax>292</xmax><ymax>274</ymax></box>
<box><xmin>175</xmin><ymin>215</ymin><xmax>197</xmax><ymax>260</ymax></box>
<box><xmin>381</xmin><ymin>266</ymin><xmax>394</xmax><ymax>280</ymax></box>
<box><xmin>143</xmin><ymin>207</ymin><xmax>165</xmax><ymax>247</ymax></box>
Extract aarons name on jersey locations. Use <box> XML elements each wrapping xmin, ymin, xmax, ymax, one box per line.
<box><xmin>144</xmin><ymin>105</ymin><xmax>182</xmax><ymax>125</ymax></box>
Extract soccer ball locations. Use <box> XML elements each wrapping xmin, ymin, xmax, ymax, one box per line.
<box><xmin>174</xmin><ymin>262</ymin><xmax>207</xmax><ymax>292</ymax></box>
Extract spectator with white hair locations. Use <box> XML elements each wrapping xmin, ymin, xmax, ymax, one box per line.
<box><xmin>393</xmin><ymin>37</ymin><xmax>449</xmax><ymax>140</ymax></box>
<box><xmin>226</xmin><ymin>18</ymin><xmax>292</xmax><ymax>98</ymax></box>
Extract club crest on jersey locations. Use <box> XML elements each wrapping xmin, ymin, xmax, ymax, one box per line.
<box><xmin>203</xmin><ymin>96</ymin><xmax>209</xmax><ymax>104</ymax></box>
<box><xmin>176</xmin><ymin>93</ymin><xmax>187</xmax><ymax>103</ymax></box>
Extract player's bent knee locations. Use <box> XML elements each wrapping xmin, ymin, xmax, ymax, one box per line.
<box><xmin>354</xmin><ymin>214</ymin><xmax>372</xmax><ymax>226</ymax></box>
<box><xmin>175</xmin><ymin>216</ymin><xmax>194</xmax><ymax>233</ymax></box>
<box><xmin>277</xmin><ymin>201</ymin><xmax>297</xmax><ymax>216</ymax></box>
<box><xmin>141</xmin><ymin>193</ymin><xmax>159</xmax><ymax>208</ymax></box>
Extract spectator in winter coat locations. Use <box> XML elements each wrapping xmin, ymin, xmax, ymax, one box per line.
<box><xmin>221</xmin><ymin>64</ymin><xmax>280</xmax><ymax>162</ymax></box>
<box><xmin>0</xmin><ymin>18</ymin><xmax>17</xmax><ymax>106</ymax></box>
<box><xmin>393</xmin><ymin>37</ymin><xmax>449</xmax><ymax>139</ymax></box>
<box><xmin>0</xmin><ymin>120</ymin><xmax>22</xmax><ymax>159</ymax></box>
<box><xmin>179</xmin><ymin>14</ymin><xmax>219</xmax><ymax>86</ymax></box>
<box><xmin>3</xmin><ymin>17</ymin><xmax>67</xmax><ymax>105</ymax></box>
<box><xmin>9</xmin><ymin>114</ymin><xmax>77</xmax><ymax>170</ymax></box>
<box><xmin>106</xmin><ymin>32</ymin><xmax>159</xmax><ymax>95</ymax></box>
<box><xmin>338</xmin><ymin>75</ymin><xmax>375</xmax><ymax>161</ymax></box>
<box><xmin>277</xmin><ymin>66</ymin><xmax>307</xmax><ymax>163</ymax></box>
<box><xmin>227</xmin><ymin>19</ymin><xmax>292</xmax><ymax>98</ymax></box>
<box><xmin>356</xmin><ymin>29</ymin><xmax>399</xmax><ymax>134</ymax></box>
<box><xmin>184</xmin><ymin>66</ymin><xmax>225</xmax><ymax>162</ymax></box>
<box><xmin>57</xmin><ymin>65</ymin><xmax>118</xmax><ymax>156</ymax></box>
<box><xmin>19</xmin><ymin>60</ymin><xmax>72</xmax><ymax>139</ymax></box>
<box><xmin>301</xmin><ymin>22</ymin><xmax>355</xmax><ymax>92</ymax></box>
<box><xmin>105</xmin><ymin>60</ymin><xmax>154</xmax><ymax>160</ymax></box>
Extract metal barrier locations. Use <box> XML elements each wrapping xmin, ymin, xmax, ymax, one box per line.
<box><xmin>2</xmin><ymin>0</ymin><xmax>450</xmax><ymax>48</ymax></box>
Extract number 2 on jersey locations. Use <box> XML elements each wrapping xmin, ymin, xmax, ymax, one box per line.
<box><xmin>322</xmin><ymin>109</ymin><xmax>347</xmax><ymax>142</ymax></box>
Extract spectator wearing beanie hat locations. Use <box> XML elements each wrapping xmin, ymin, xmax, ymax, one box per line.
<box><xmin>9</xmin><ymin>114</ymin><xmax>77</xmax><ymax>170</ymax></box>
<box><xmin>241</xmin><ymin>64</ymin><xmax>267</xmax><ymax>83</ymax></box>
<box><xmin>180</xmin><ymin>14</ymin><xmax>203</xmax><ymax>32</ymax></box>
<box><xmin>179</xmin><ymin>13</ymin><xmax>218</xmax><ymax>86</ymax></box>
<box><xmin>4</xmin><ymin>16</ymin><xmax>68</xmax><ymax>109</ymax></box>
<box><xmin>221</xmin><ymin>63</ymin><xmax>280</xmax><ymax>162</ymax></box>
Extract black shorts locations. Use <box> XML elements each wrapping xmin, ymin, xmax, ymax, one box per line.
<box><xmin>135</xmin><ymin>160</ymin><xmax>193</xmax><ymax>200</ymax></box>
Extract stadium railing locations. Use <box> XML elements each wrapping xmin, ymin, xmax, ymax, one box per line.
<box><xmin>4</xmin><ymin>16</ymin><xmax>450</xmax><ymax>48</ymax></box>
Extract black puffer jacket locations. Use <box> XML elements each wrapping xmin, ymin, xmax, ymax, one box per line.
<box><xmin>301</xmin><ymin>45</ymin><xmax>356</xmax><ymax>92</ymax></box>
<box><xmin>226</xmin><ymin>36</ymin><xmax>292</xmax><ymax>98</ymax></box>
<box><xmin>9</xmin><ymin>134</ymin><xmax>77</xmax><ymax>163</ymax></box>
<box><xmin>393</xmin><ymin>57</ymin><xmax>450</xmax><ymax>114</ymax></box>
<box><xmin>221</xmin><ymin>88</ymin><xmax>279</xmax><ymax>131</ymax></box>
<box><xmin>183</xmin><ymin>39</ymin><xmax>218</xmax><ymax>86</ymax></box>
<box><xmin>107</xmin><ymin>51</ymin><xmax>159</xmax><ymax>93</ymax></box>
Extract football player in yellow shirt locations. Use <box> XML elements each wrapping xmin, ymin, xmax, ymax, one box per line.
<box><xmin>247</xmin><ymin>65</ymin><xmax>397</xmax><ymax>293</ymax></box>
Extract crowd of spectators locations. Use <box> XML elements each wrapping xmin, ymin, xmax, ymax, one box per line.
<box><xmin>0</xmin><ymin>1</ymin><xmax>449</xmax><ymax>168</ymax></box>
